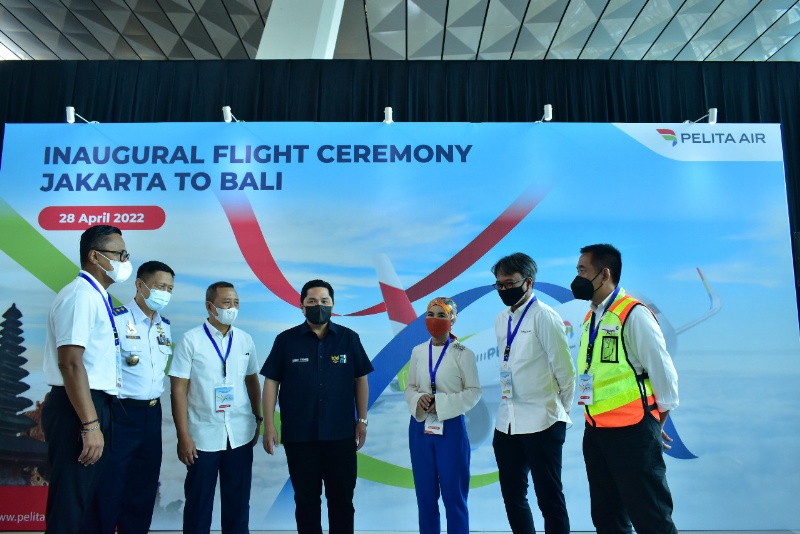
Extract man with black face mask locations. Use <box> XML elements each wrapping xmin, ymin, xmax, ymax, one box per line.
<box><xmin>491</xmin><ymin>253</ymin><xmax>575</xmax><ymax>534</ymax></box>
<box><xmin>572</xmin><ymin>244</ymin><xmax>679</xmax><ymax>534</ymax></box>
<box><xmin>261</xmin><ymin>279</ymin><xmax>373</xmax><ymax>534</ymax></box>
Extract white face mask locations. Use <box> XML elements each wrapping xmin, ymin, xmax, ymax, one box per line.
<box><xmin>141</xmin><ymin>281</ymin><xmax>171</xmax><ymax>311</ymax></box>
<box><xmin>213</xmin><ymin>306</ymin><xmax>238</xmax><ymax>325</ymax></box>
<box><xmin>98</xmin><ymin>253</ymin><xmax>132</xmax><ymax>284</ymax></box>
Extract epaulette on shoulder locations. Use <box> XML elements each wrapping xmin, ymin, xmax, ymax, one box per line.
<box><xmin>161</xmin><ymin>316</ymin><xmax>171</xmax><ymax>325</ymax></box>
<box><xmin>112</xmin><ymin>305</ymin><xmax>128</xmax><ymax>316</ymax></box>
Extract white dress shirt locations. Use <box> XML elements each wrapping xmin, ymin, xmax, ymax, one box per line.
<box><xmin>115</xmin><ymin>299</ymin><xmax>171</xmax><ymax>400</ymax></box>
<box><xmin>405</xmin><ymin>339</ymin><xmax>482</xmax><ymax>422</ymax></box>
<box><xmin>43</xmin><ymin>270</ymin><xmax>119</xmax><ymax>394</ymax></box>
<box><xmin>494</xmin><ymin>292</ymin><xmax>576</xmax><ymax>434</ymax></box>
<box><xmin>169</xmin><ymin>320</ymin><xmax>259</xmax><ymax>451</ymax></box>
<box><xmin>590</xmin><ymin>288</ymin><xmax>679</xmax><ymax>412</ymax></box>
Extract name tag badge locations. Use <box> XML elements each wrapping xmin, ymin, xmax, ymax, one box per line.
<box><xmin>577</xmin><ymin>374</ymin><xmax>593</xmax><ymax>405</ymax></box>
<box><xmin>500</xmin><ymin>368</ymin><xmax>513</xmax><ymax>399</ymax></box>
<box><xmin>423</xmin><ymin>413</ymin><xmax>443</xmax><ymax>435</ymax></box>
<box><xmin>215</xmin><ymin>384</ymin><xmax>234</xmax><ymax>413</ymax></box>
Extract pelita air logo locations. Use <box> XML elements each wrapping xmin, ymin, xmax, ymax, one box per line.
<box><xmin>656</xmin><ymin>128</ymin><xmax>766</xmax><ymax>147</ymax></box>
<box><xmin>657</xmin><ymin>129</ymin><xmax>678</xmax><ymax>147</ymax></box>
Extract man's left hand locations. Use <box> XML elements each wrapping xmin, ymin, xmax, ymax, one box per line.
<box><xmin>355</xmin><ymin>421</ymin><xmax>367</xmax><ymax>451</ymax></box>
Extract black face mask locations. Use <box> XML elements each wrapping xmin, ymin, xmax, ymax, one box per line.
<box><xmin>571</xmin><ymin>271</ymin><xmax>602</xmax><ymax>301</ymax></box>
<box><xmin>498</xmin><ymin>282</ymin><xmax>528</xmax><ymax>307</ymax></box>
<box><xmin>304</xmin><ymin>305</ymin><xmax>332</xmax><ymax>325</ymax></box>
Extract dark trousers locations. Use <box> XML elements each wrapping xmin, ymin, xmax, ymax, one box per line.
<box><xmin>409</xmin><ymin>415</ymin><xmax>470</xmax><ymax>534</ymax></box>
<box><xmin>41</xmin><ymin>386</ymin><xmax>114</xmax><ymax>534</ymax></box>
<box><xmin>183</xmin><ymin>441</ymin><xmax>254</xmax><ymax>534</ymax></box>
<box><xmin>85</xmin><ymin>399</ymin><xmax>163</xmax><ymax>534</ymax></box>
<box><xmin>583</xmin><ymin>415</ymin><xmax>678</xmax><ymax>534</ymax></box>
<box><xmin>492</xmin><ymin>422</ymin><xmax>569</xmax><ymax>534</ymax></box>
<box><xmin>284</xmin><ymin>439</ymin><xmax>357</xmax><ymax>534</ymax></box>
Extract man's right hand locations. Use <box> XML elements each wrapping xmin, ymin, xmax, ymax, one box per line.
<box><xmin>177</xmin><ymin>435</ymin><xmax>199</xmax><ymax>466</ymax></box>
<box><xmin>78</xmin><ymin>429</ymin><xmax>104</xmax><ymax>466</ymax></box>
<box><xmin>263</xmin><ymin>426</ymin><xmax>279</xmax><ymax>455</ymax></box>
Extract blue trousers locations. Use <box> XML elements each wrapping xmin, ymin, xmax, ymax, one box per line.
<box><xmin>408</xmin><ymin>415</ymin><xmax>470</xmax><ymax>534</ymax></box>
<box><xmin>85</xmin><ymin>399</ymin><xmax>162</xmax><ymax>534</ymax></box>
<box><xmin>183</xmin><ymin>441</ymin><xmax>254</xmax><ymax>534</ymax></box>
<box><xmin>492</xmin><ymin>422</ymin><xmax>569</xmax><ymax>534</ymax></box>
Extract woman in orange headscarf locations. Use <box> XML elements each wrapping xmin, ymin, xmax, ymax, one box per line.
<box><xmin>405</xmin><ymin>297</ymin><xmax>482</xmax><ymax>534</ymax></box>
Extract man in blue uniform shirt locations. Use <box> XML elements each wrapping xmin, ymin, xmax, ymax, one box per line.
<box><xmin>261</xmin><ymin>279</ymin><xmax>373</xmax><ymax>534</ymax></box>
<box><xmin>85</xmin><ymin>261</ymin><xmax>175</xmax><ymax>534</ymax></box>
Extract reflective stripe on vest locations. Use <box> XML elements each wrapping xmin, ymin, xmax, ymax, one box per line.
<box><xmin>580</xmin><ymin>290</ymin><xmax>659</xmax><ymax>428</ymax></box>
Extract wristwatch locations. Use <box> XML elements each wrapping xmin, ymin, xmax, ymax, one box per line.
<box><xmin>357</xmin><ymin>418</ymin><xmax>368</xmax><ymax>427</ymax></box>
<box><xmin>255</xmin><ymin>415</ymin><xmax>264</xmax><ymax>423</ymax></box>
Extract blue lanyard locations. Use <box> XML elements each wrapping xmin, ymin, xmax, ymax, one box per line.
<box><xmin>203</xmin><ymin>323</ymin><xmax>233</xmax><ymax>379</ymax></box>
<box><xmin>504</xmin><ymin>295</ymin><xmax>536</xmax><ymax>362</ymax></box>
<box><xmin>428</xmin><ymin>337</ymin><xmax>451</xmax><ymax>395</ymax></box>
<box><xmin>584</xmin><ymin>286</ymin><xmax>621</xmax><ymax>372</ymax></box>
<box><xmin>78</xmin><ymin>273</ymin><xmax>119</xmax><ymax>348</ymax></box>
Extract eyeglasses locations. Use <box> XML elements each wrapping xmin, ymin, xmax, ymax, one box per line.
<box><xmin>96</xmin><ymin>249</ymin><xmax>130</xmax><ymax>262</ymax></box>
<box><xmin>493</xmin><ymin>278</ymin><xmax>526</xmax><ymax>290</ymax></box>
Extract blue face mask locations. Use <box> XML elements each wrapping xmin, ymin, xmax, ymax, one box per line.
<box><xmin>141</xmin><ymin>280</ymin><xmax>171</xmax><ymax>311</ymax></box>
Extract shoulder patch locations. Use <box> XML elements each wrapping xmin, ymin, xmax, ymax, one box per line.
<box><xmin>161</xmin><ymin>316</ymin><xmax>171</xmax><ymax>325</ymax></box>
<box><xmin>112</xmin><ymin>305</ymin><xmax>128</xmax><ymax>316</ymax></box>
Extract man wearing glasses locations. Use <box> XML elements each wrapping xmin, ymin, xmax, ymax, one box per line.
<box><xmin>85</xmin><ymin>261</ymin><xmax>175</xmax><ymax>534</ymax></box>
<box><xmin>490</xmin><ymin>253</ymin><xmax>575</xmax><ymax>534</ymax></box>
<box><xmin>41</xmin><ymin>224</ymin><xmax>132</xmax><ymax>534</ymax></box>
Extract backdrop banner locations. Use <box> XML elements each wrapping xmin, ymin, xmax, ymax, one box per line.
<box><xmin>0</xmin><ymin>122</ymin><xmax>796</xmax><ymax>531</ymax></box>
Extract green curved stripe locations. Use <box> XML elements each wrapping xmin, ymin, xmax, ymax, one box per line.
<box><xmin>357</xmin><ymin>452</ymin><xmax>498</xmax><ymax>489</ymax></box>
<box><xmin>0</xmin><ymin>197</ymin><xmax>121</xmax><ymax>305</ymax></box>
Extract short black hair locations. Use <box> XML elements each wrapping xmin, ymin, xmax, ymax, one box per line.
<box><xmin>137</xmin><ymin>261</ymin><xmax>175</xmax><ymax>281</ymax></box>
<box><xmin>79</xmin><ymin>225</ymin><xmax>122</xmax><ymax>266</ymax></box>
<box><xmin>491</xmin><ymin>252</ymin><xmax>538</xmax><ymax>283</ymax></box>
<box><xmin>206</xmin><ymin>281</ymin><xmax>234</xmax><ymax>303</ymax></box>
<box><xmin>300</xmin><ymin>279</ymin><xmax>334</xmax><ymax>304</ymax></box>
<box><xmin>580</xmin><ymin>244</ymin><xmax>622</xmax><ymax>285</ymax></box>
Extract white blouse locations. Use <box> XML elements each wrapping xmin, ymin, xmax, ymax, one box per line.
<box><xmin>404</xmin><ymin>339</ymin><xmax>482</xmax><ymax>422</ymax></box>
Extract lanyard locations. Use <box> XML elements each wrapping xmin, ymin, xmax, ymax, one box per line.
<box><xmin>203</xmin><ymin>323</ymin><xmax>233</xmax><ymax>379</ymax></box>
<box><xmin>584</xmin><ymin>286</ymin><xmax>621</xmax><ymax>372</ymax></box>
<box><xmin>428</xmin><ymin>337</ymin><xmax>451</xmax><ymax>395</ymax></box>
<box><xmin>78</xmin><ymin>273</ymin><xmax>119</xmax><ymax>348</ymax></box>
<box><xmin>503</xmin><ymin>295</ymin><xmax>536</xmax><ymax>363</ymax></box>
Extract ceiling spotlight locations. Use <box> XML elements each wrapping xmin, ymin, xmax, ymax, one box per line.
<box><xmin>384</xmin><ymin>106</ymin><xmax>393</xmax><ymax>124</ymax></box>
<box><xmin>65</xmin><ymin>106</ymin><xmax>97</xmax><ymax>124</ymax></box>
<box><xmin>222</xmin><ymin>106</ymin><xmax>242</xmax><ymax>123</ymax></box>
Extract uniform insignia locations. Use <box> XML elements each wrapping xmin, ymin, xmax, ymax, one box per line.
<box><xmin>126</xmin><ymin>319</ymin><xmax>138</xmax><ymax>337</ymax></box>
<box><xmin>331</xmin><ymin>355</ymin><xmax>340</xmax><ymax>363</ymax></box>
<box><xmin>161</xmin><ymin>316</ymin><xmax>171</xmax><ymax>325</ymax></box>
<box><xmin>112</xmin><ymin>305</ymin><xmax>128</xmax><ymax>316</ymax></box>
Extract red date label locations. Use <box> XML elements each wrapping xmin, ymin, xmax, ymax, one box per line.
<box><xmin>39</xmin><ymin>206</ymin><xmax>165</xmax><ymax>230</ymax></box>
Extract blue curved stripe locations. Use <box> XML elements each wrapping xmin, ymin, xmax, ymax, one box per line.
<box><xmin>663</xmin><ymin>416</ymin><xmax>697</xmax><ymax>459</ymax></box>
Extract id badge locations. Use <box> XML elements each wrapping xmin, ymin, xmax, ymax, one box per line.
<box><xmin>500</xmin><ymin>368</ymin><xmax>513</xmax><ymax>399</ymax></box>
<box><xmin>423</xmin><ymin>413</ymin><xmax>443</xmax><ymax>435</ymax></box>
<box><xmin>215</xmin><ymin>384</ymin><xmax>234</xmax><ymax>413</ymax></box>
<box><xmin>115</xmin><ymin>345</ymin><xmax>123</xmax><ymax>388</ymax></box>
<box><xmin>577</xmin><ymin>374</ymin><xmax>593</xmax><ymax>406</ymax></box>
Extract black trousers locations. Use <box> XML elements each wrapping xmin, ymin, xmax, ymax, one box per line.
<box><xmin>41</xmin><ymin>386</ymin><xmax>114</xmax><ymax>534</ymax></box>
<box><xmin>183</xmin><ymin>441</ymin><xmax>254</xmax><ymax>534</ymax></box>
<box><xmin>85</xmin><ymin>399</ymin><xmax>163</xmax><ymax>534</ymax></box>
<box><xmin>284</xmin><ymin>439</ymin><xmax>357</xmax><ymax>534</ymax></box>
<box><xmin>583</xmin><ymin>415</ymin><xmax>678</xmax><ymax>534</ymax></box>
<box><xmin>492</xmin><ymin>422</ymin><xmax>569</xmax><ymax>534</ymax></box>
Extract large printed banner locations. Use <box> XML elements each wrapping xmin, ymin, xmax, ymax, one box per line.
<box><xmin>0</xmin><ymin>122</ymin><xmax>797</xmax><ymax>531</ymax></box>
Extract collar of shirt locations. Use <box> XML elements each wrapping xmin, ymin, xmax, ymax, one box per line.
<box><xmin>299</xmin><ymin>320</ymin><xmax>339</xmax><ymax>337</ymax></box>
<box><xmin>590</xmin><ymin>287</ymin><xmax>623</xmax><ymax>313</ymax></box>
<box><xmin>205</xmin><ymin>319</ymin><xmax>233</xmax><ymax>339</ymax></box>
<box><xmin>79</xmin><ymin>269</ymin><xmax>109</xmax><ymax>298</ymax></box>
<box><xmin>128</xmin><ymin>299</ymin><xmax>160</xmax><ymax>328</ymax></box>
<box><xmin>505</xmin><ymin>291</ymin><xmax>536</xmax><ymax>318</ymax></box>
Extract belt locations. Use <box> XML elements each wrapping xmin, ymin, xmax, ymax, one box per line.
<box><xmin>119</xmin><ymin>398</ymin><xmax>160</xmax><ymax>408</ymax></box>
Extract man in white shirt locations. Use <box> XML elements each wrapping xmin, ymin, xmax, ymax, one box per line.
<box><xmin>491</xmin><ymin>253</ymin><xmax>575</xmax><ymax>534</ymax></box>
<box><xmin>572</xmin><ymin>244</ymin><xmax>679</xmax><ymax>533</ymax></box>
<box><xmin>41</xmin><ymin>224</ymin><xmax>132</xmax><ymax>534</ymax></box>
<box><xmin>169</xmin><ymin>281</ymin><xmax>262</xmax><ymax>534</ymax></box>
<box><xmin>86</xmin><ymin>260</ymin><xmax>175</xmax><ymax>534</ymax></box>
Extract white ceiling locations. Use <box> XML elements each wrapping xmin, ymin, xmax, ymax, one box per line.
<box><xmin>1</xmin><ymin>0</ymin><xmax>798</xmax><ymax>60</ymax></box>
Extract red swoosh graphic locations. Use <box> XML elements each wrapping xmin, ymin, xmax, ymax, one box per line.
<box><xmin>218</xmin><ymin>184</ymin><xmax>547</xmax><ymax>316</ymax></box>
